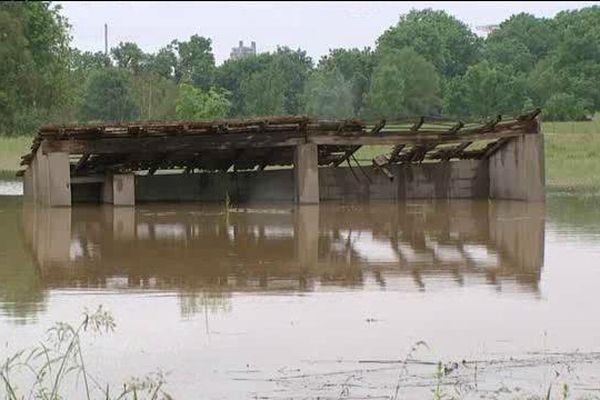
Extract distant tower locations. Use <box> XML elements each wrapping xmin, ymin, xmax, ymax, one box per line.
<box><xmin>104</xmin><ymin>23</ymin><xmax>108</xmax><ymax>56</ymax></box>
<box><xmin>230</xmin><ymin>40</ymin><xmax>257</xmax><ymax>60</ymax></box>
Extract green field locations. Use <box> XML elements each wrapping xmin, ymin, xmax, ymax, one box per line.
<box><xmin>1</xmin><ymin>120</ymin><xmax>599</xmax><ymax>190</ymax></box>
<box><xmin>0</xmin><ymin>136</ymin><xmax>30</xmax><ymax>175</ymax></box>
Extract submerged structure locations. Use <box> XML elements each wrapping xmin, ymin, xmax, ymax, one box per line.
<box><xmin>19</xmin><ymin>110</ymin><xmax>544</xmax><ymax>207</ymax></box>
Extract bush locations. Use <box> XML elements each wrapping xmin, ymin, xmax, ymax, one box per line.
<box><xmin>543</xmin><ymin>92</ymin><xmax>591</xmax><ymax>121</ymax></box>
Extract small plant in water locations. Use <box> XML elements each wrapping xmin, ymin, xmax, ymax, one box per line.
<box><xmin>0</xmin><ymin>305</ymin><xmax>172</xmax><ymax>400</ymax></box>
<box><xmin>432</xmin><ymin>361</ymin><xmax>445</xmax><ymax>400</ymax></box>
<box><xmin>561</xmin><ymin>383</ymin><xmax>569</xmax><ymax>400</ymax></box>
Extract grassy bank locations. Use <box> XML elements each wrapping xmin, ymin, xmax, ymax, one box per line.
<box><xmin>0</xmin><ymin>136</ymin><xmax>31</xmax><ymax>175</ymax></box>
<box><xmin>1</xmin><ymin>120</ymin><xmax>599</xmax><ymax>190</ymax></box>
<box><xmin>544</xmin><ymin>119</ymin><xmax>600</xmax><ymax>192</ymax></box>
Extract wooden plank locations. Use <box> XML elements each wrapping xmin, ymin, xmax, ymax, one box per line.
<box><xmin>310</xmin><ymin>127</ymin><xmax>536</xmax><ymax>146</ymax></box>
<box><xmin>482</xmin><ymin>137</ymin><xmax>513</xmax><ymax>159</ymax></box>
<box><xmin>332</xmin><ymin>145</ymin><xmax>362</xmax><ymax>167</ymax></box>
<box><xmin>73</xmin><ymin>153</ymin><xmax>90</xmax><ymax>173</ymax></box>
<box><xmin>41</xmin><ymin>132</ymin><xmax>306</xmax><ymax>154</ymax></box>
<box><xmin>388</xmin><ymin>144</ymin><xmax>406</xmax><ymax>163</ymax></box>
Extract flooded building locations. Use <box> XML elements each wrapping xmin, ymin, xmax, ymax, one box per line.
<box><xmin>18</xmin><ymin>111</ymin><xmax>545</xmax><ymax>207</ymax></box>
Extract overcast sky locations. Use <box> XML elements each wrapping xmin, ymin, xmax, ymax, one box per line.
<box><xmin>57</xmin><ymin>1</ymin><xmax>600</xmax><ymax>64</ymax></box>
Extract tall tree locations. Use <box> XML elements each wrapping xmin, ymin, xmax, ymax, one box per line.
<box><xmin>215</xmin><ymin>53</ymin><xmax>274</xmax><ymax>116</ymax></box>
<box><xmin>240</xmin><ymin>66</ymin><xmax>287</xmax><ymax>116</ymax></box>
<box><xmin>0</xmin><ymin>1</ymin><xmax>72</xmax><ymax>134</ymax></box>
<box><xmin>443</xmin><ymin>60</ymin><xmax>527</xmax><ymax>118</ymax></box>
<box><xmin>317</xmin><ymin>48</ymin><xmax>375</xmax><ymax>115</ymax></box>
<box><xmin>131</xmin><ymin>72</ymin><xmax>178</xmax><ymax>121</ymax></box>
<box><xmin>485</xmin><ymin>13</ymin><xmax>557</xmax><ymax>63</ymax></box>
<box><xmin>376</xmin><ymin>9</ymin><xmax>481</xmax><ymax>78</ymax></box>
<box><xmin>175</xmin><ymin>83</ymin><xmax>230</xmax><ymax>120</ymax></box>
<box><xmin>363</xmin><ymin>47</ymin><xmax>441</xmax><ymax>119</ymax></box>
<box><xmin>79</xmin><ymin>68</ymin><xmax>139</xmax><ymax>122</ymax></box>
<box><xmin>217</xmin><ymin>47</ymin><xmax>312</xmax><ymax>117</ymax></box>
<box><xmin>111</xmin><ymin>41</ymin><xmax>146</xmax><ymax>74</ymax></box>
<box><xmin>303</xmin><ymin>68</ymin><xmax>354</xmax><ymax>119</ymax></box>
<box><xmin>269</xmin><ymin>47</ymin><xmax>313</xmax><ymax>115</ymax></box>
<box><xmin>145</xmin><ymin>44</ymin><xmax>178</xmax><ymax>80</ymax></box>
<box><xmin>175</xmin><ymin>35</ymin><xmax>216</xmax><ymax>89</ymax></box>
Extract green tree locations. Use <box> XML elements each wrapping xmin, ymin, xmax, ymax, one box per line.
<box><xmin>303</xmin><ymin>68</ymin><xmax>354</xmax><ymax>119</ymax></box>
<box><xmin>270</xmin><ymin>47</ymin><xmax>313</xmax><ymax>114</ymax></box>
<box><xmin>215</xmin><ymin>53</ymin><xmax>274</xmax><ymax>116</ymax></box>
<box><xmin>240</xmin><ymin>66</ymin><xmax>287</xmax><ymax>116</ymax></box>
<box><xmin>145</xmin><ymin>44</ymin><xmax>178</xmax><ymax>80</ymax></box>
<box><xmin>111</xmin><ymin>41</ymin><xmax>146</xmax><ymax>74</ymax></box>
<box><xmin>175</xmin><ymin>83</ymin><xmax>230</xmax><ymax>120</ymax></box>
<box><xmin>175</xmin><ymin>35</ymin><xmax>216</xmax><ymax>89</ymax></box>
<box><xmin>70</xmin><ymin>49</ymin><xmax>110</xmax><ymax>72</ymax></box>
<box><xmin>317</xmin><ymin>48</ymin><xmax>375</xmax><ymax>115</ymax></box>
<box><xmin>443</xmin><ymin>60</ymin><xmax>527</xmax><ymax>118</ymax></box>
<box><xmin>482</xmin><ymin>38</ymin><xmax>535</xmax><ymax>74</ymax></box>
<box><xmin>551</xmin><ymin>6</ymin><xmax>600</xmax><ymax>111</ymax></box>
<box><xmin>543</xmin><ymin>92</ymin><xmax>590</xmax><ymax>121</ymax></box>
<box><xmin>485</xmin><ymin>13</ymin><xmax>557</xmax><ymax>63</ymax></box>
<box><xmin>131</xmin><ymin>72</ymin><xmax>178</xmax><ymax>120</ymax></box>
<box><xmin>363</xmin><ymin>47</ymin><xmax>441</xmax><ymax>119</ymax></box>
<box><xmin>79</xmin><ymin>68</ymin><xmax>139</xmax><ymax>122</ymax></box>
<box><xmin>0</xmin><ymin>1</ymin><xmax>72</xmax><ymax>134</ymax></box>
<box><xmin>0</xmin><ymin>6</ymin><xmax>35</xmax><ymax>134</ymax></box>
<box><xmin>376</xmin><ymin>9</ymin><xmax>481</xmax><ymax>78</ymax></box>
<box><xmin>217</xmin><ymin>47</ymin><xmax>312</xmax><ymax>117</ymax></box>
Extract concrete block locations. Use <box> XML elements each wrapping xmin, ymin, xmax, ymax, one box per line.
<box><xmin>47</xmin><ymin>152</ymin><xmax>71</xmax><ymax>207</ymax></box>
<box><xmin>489</xmin><ymin>133</ymin><xmax>545</xmax><ymax>202</ymax></box>
<box><xmin>23</xmin><ymin>167</ymin><xmax>34</xmax><ymax>202</ymax></box>
<box><xmin>103</xmin><ymin>174</ymin><xmax>135</xmax><ymax>206</ymax></box>
<box><xmin>294</xmin><ymin>143</ymin><xmax>319</xmax><ymax>204</ymax></box>
<box><xmin>33</xmin><ymin>147</ymin><xmax>49</xmax><ymax>206</ymax></box>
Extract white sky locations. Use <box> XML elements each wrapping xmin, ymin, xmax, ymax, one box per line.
<box><xmin>57</xmin><ymin>1</ymin><xmax>600</xmax><ymax>65</ymax></box>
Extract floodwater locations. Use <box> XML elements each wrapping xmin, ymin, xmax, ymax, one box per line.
<box><xmin>1</xmin><ymin>181</ymin><xmax>600</xmax><ymax>399</ymax></box>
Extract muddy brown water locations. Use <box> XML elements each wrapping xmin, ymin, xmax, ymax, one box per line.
<box><xmin>1</xmin><ymin>181</ymin><xmax>600</xmax><ymax>399</ymax></box>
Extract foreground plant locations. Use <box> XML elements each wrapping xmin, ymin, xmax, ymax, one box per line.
<box><xmin>0</xmin><ymin>305</ymin><xmax>172</xmax><ymax>400</ymax></box>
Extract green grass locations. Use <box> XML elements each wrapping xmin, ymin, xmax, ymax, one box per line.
<box><xmin>0</xmin><ymin>136</ymin><xmax>31</xmax><ymax>174</ymax></box>
<box><xmin>1</xmin><ymin>119</ymin><xmax>600</xmax><ymax>191</ymax></box>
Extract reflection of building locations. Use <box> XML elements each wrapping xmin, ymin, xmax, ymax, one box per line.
<box><xmin>230</xmin><ymin>40</ymin><xmax>256</xmax><ymax>60</ymax></box>
<box><xmin>21</xmin><ymin>200</ymin><xmax>545</xmax><ymax>296</ymax></box>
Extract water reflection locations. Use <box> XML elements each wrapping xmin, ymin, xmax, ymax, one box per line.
<box><xmin>5</xmin><ymin>200</ymin><xmax>544</xmax><ymax>321</ymax></box>
<box><xmin>0</xmin><ymin>197</ymin><xmax>46</xmax><ymax>322</ymax></box>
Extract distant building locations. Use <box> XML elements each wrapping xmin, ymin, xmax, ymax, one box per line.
<box><xmin>474</xmin><ymin>24</ymin><xmax>500</xmax><ymax>35</ymax></box>
<box><xmin>230</xmin><ymin>40</ymin><xmax>256</xmax><ymax>60</ymax></box>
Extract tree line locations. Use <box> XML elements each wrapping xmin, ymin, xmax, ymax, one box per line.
<box><xmin>1</xmin><ymin>2</ymin><xmax>599</xmax><ymax>135</ymax></box>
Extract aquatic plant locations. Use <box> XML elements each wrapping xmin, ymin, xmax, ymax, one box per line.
<box><xmin>0</xmin><ymin>305</ymin><xmax>172</xmax><ymax>400</ymax></box>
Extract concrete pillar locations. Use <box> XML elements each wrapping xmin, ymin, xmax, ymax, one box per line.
<box><xmin>23</xmin><ymin>167</ymin><xmax>34</xmax><ymax>202</ymax></box>
<box><xmin>295</xmin><ymin>205</ymin><xmax>319</xmax><ymax>269</ymax></box>
<box><xmin>32</xmin><ymin>147</ymin><xmax>48</xmax><ymax>206</ymax></box>
<box><xmin>31</xmin><ymin>148</ymin><xmax>71</xmax><ymax>206</ymax></box>
<box><xmin>489</xmin><ymin>132</ymin><xmax>545</xmax><ymax>202</ymax></box>
<box><xmin>47</xmin><ymin>152</ymin><xmax>72</xmax><ymax>206</ymax></box>
<box><xmin>103</xmin><ymin>173</ymin><xmax>135</xmax><ymax>206</ymax></box>
<box><xmin>294</xmin><ymin>143</ymin><xmax>319</xmax><ymax>204</ymax></box>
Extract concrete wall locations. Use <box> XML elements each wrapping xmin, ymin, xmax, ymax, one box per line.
<box><xmin>27</xmin><ymin>148</ymin><xmax>71</xmax><ymax>206</ymax></box>
<box><xmin>126</xmin><ymin>160</ymin><xmax>489</xmax><ymax>203</ymax></box>
<box><xmin>489</xmin><ymin>133</ymin><xmax>545</xmax><ymax>202</ymax></box>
